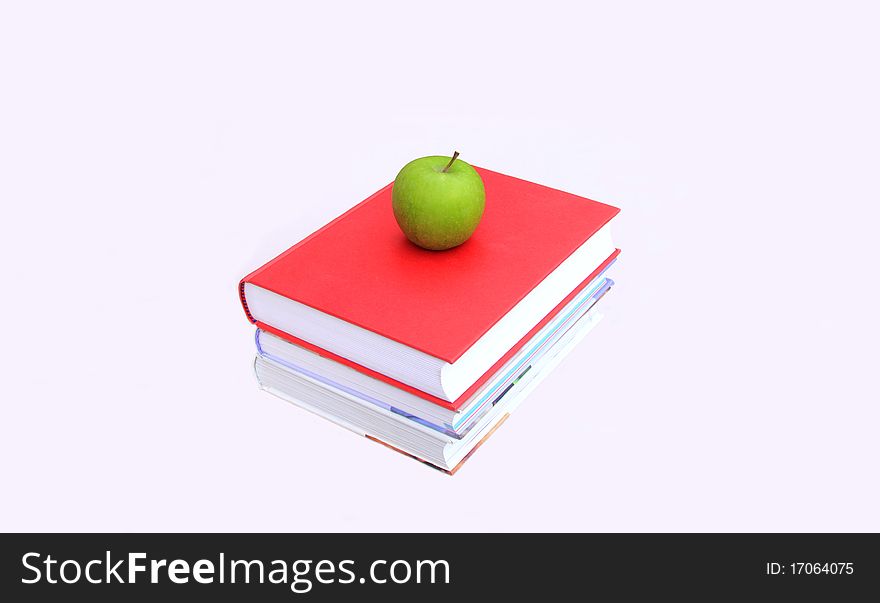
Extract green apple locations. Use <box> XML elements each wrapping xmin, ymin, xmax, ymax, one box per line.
<box><xmin>392</xmin><ymin>152</ymin><xmax>485</xmax><ymax>250</ymax></box>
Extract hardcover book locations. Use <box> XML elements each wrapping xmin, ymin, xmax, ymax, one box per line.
<box><xmin>240</xmin><ymin>167</ymin><xmax>620</xmax><ymax>402</ymax></box>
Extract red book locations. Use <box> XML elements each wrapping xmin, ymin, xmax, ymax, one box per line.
<box><xmin>240</xmin><ymin>166</ymin><xmax>620</xmax><ymax>402</ymax></box>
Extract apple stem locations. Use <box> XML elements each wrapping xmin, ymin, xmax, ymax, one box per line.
<box><xmin>441</xmin><ymin>151</ymin><xmax>460</xmax><ymax>173</ymax></box>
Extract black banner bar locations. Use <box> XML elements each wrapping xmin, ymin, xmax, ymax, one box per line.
<box><xmin>1</xmin><ymin>534</ymin><xmax>877</xmax><ymax>600</ymax></box>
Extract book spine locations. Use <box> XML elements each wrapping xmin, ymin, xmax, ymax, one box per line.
<box><xmin>239</xmin><ymin>279</ymin><xmax>256</xmax><ymax>324</ymax></box>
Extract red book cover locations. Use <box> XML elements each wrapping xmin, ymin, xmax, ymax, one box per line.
<box><xmin>240</xmin><ymin>166</ymin><xmax>620</xmax><ymax>364</ymax></box>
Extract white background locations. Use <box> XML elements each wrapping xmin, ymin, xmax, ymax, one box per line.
<box><xmin>2</xmin><ymin>1</ymin><xmax>878</xmax><ymax>532</ymax></box>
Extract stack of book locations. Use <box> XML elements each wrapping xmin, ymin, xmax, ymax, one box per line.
<box><xmin>239</xmin><ymin>167</ymin><xmax>620</xmax><ymax>473</ymax></box>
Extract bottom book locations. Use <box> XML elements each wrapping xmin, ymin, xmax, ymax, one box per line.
<box><xmin>253</xmin><ymin>307</ymin><xmax>604</xmax><ymax>474</ymax></box>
